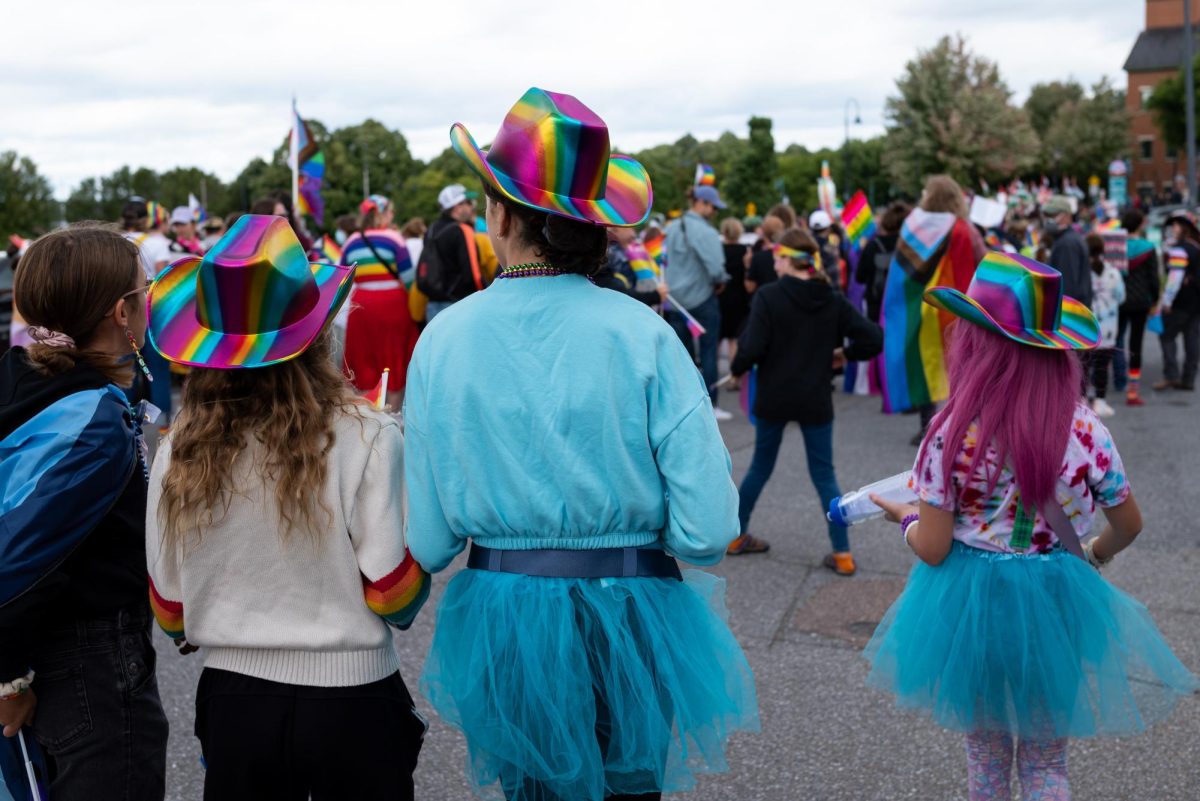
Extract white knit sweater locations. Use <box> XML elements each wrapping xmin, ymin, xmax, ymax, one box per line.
<box><xmin>146</xmin><ymin>409</ymin><xmax>428</xmax><ymax>687</ymax></box>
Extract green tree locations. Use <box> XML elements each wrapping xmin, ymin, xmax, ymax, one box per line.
<box><xmin>1147</xmin><ymin>55</ymin><xmax>1200</xmax><ymax>152</ymax></box>
<box><xmin>1024</xmin><ymin>80</ymin><xmax>1085</xmax><ymax>140</ymax></box>
<box><xmin>724</xmin><ymin>116</ymin><xmax>777</xmax><ymax>216</ymax></box>
<box><xmin>0</xmin><ymin>151</ymin><xmax>58</xmax><ymax>236</ymax></box>
<box><xmin>882</xmin><ymin>35</ymin><xmax>1038</xmax><ymax>195</ymax></box>
<box><xmin>157</xmin><ymin>167</ymin><xmax>232</xmax><ymax>216</ymax></box>
<box><xmin>1041</xmin><ymin>78</ymin><xmax>1129</xmax><ymax>180</ymax></box>
<box><xmin>326</xmin><ymin>120</ymin><xmax>419</xmax><ymax>225</ymax></box>
<box><xmin>64</xmin><ymin>177</ymin><xmax>104</xmax><ymax>222</ymax></box>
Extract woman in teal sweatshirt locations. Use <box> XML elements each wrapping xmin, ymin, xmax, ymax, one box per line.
<box><xmin>404</xmin><ymin>88</ymin><xmax>759</xmax><ymax>801</ymax></box>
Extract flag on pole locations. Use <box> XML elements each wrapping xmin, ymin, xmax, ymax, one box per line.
<box><xmin>642</xmin><ymin>232</ymin><xmax>665</xmax><ymax>267</ymax></box>
<box><xmin>663</xmin><ymin>295</ymin><xmax>706</xmax><ymax>337</ymax></box>
<box><xmin>289</xmin><ymin>100</ymin><xmax>325</xmax><ymax>225</ymax></box>
<box><xmin>817</xmin><ymin>160</ymin><xmax>840</xmax><ymax>218</ymax></box>
<box><xmin>313</xmin><ymin>236</ymin><xmax>342</xmax><ymax>265</ymax></box>
<box><xmin>694</xmin><ymin>163</ymin><xmax>716</xmax><ymax>187</ymax></box>
<box><xmin>626</xmin><ymin>240</ymin><xmax>660</xmax><ymax>282</ymax></box>
<box><xmin>188</xmin><ymin>193</ymin><xmax>207</xmax><ymax>223</ymax></box>
<box><xmin>840</xmin><ymin>190</ymin><xmax>875</xmax><ymax>251</ymax></box>
<box><xmin>361</xmin><ymin>368</ymin><xmax>390</xmax><ymax>411</ymax></box>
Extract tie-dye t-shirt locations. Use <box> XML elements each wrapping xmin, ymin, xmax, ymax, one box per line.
<box><xmin>912</xmin><ymin>403</ymin><xmax>1130</xmax><ymax>553</ymax></box>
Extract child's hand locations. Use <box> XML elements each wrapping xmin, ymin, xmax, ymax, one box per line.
<box><xmin>870</xmin><ymin>493</ymin><xmax>918</xmax><ymax>524</ymax></box>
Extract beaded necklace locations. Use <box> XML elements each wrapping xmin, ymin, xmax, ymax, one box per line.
<box><xmin>497</xmin><ymin>262</ymin><xmax>566</xmax><ymax>279</ymax></box>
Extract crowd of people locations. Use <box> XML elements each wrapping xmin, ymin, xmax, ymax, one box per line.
<box><xmin>0</xmin><ymin>85</ymin><xmax>1197</xmax><ymax>801</ymax></box>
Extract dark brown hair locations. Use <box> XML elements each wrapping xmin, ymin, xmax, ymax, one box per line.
<box><xmin>1120</xmin><ymin>208</ymin><xmax>1145</xmax><ymax>234</ymax></box>
<box><xmin>879</xmin><ymin>201</ymin><xmax>912</xmax><ymax>235</ymax></box>
<box><xmin>767</xmin><ymin>203</ymin><xmax>797</xmax><ymax>229</ymax></box>
<box><xmin>400</xmin><ymin>217</ymin><xmax>427</xmax><ymax>239</ymax></box>
<box><xmin>483</xmin><ymin>184</ymin><xmax>607</xmax><ymax>276</ymax></box>
<box><xmin>14</xmin><ymin>225</ymin><xmax>142</xmax><ymax>386</ymax></box>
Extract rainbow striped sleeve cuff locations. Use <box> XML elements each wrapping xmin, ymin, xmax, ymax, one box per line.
<box><xmin>149</xmin><ymin>578</ymin><xmax>185</xmax><ymax>639</ymax></box>
<box><xmin>363</xmin><ymin>553</ymin><xmax>430</xmax><ymax>630</ymax></box>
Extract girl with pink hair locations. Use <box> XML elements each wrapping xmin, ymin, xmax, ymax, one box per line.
<box><xmin>866</xmin><ymin>251</ymin><xmax>1196</xmax><ymax>800</ymax></box>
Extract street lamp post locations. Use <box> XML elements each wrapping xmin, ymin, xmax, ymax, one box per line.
<box><xmin>843</xmin><ymin>98</ymin><xmax>862</xmax><ymax>203</ymax></box>
<box><xmin>1186</xmin><ymin>0</ymin><xmax>1196</xmax><ymax>204</ymax></box>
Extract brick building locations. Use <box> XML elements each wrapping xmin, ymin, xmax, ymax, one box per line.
<box><xmin>1124</xmin><ymin>0</ymin><xmax>1200</xmax><ymax>204</ymax></box>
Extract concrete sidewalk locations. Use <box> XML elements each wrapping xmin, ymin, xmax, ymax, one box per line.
<box><xmin>157</xmin><ymin>348</ymin><xmax>1200</xmax><ymax>800</ymax></box>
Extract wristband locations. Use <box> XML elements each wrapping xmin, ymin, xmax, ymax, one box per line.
<box><xmin>1083</xmin><ymin>538</ymin><xmax>1113</xmax><ymax>570</ymax></box>
<box><xmin>0</xmin><ymin>670</ymin><xmax>34</xmax><ymax>701</ymax></box>
<box><xmin>900</xmin><ymin>514</ymin><xmax>920</xmax><ymax>546</ymax></box>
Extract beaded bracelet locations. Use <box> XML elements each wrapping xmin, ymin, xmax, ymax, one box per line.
<box><xmin>0</xmin><ymin>670</ymin><xmax>34</xmax><ymax>701</ymax></box>
<box><xmin>900</xmin><ymin>513</ymin><xmax>920</xmax><ymax>546</ymax></box>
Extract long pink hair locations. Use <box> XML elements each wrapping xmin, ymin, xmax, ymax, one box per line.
<box><xmin>919</xmin><ymin>321</ymin><xmax>1082</xmax><ymax>510</ymax></box>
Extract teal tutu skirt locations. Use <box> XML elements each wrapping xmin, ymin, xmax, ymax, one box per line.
<box><xmin>865</xmin><ymin>541</ymin><xmax>1197</xmax><ymax>738</ymax></box>
<box><xmin>421</xmin><ymin>568</ymin><xmax>759</xmax><ymax>801</ymax></box>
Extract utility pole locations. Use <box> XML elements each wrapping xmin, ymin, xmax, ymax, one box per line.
<box><xmin>1187</xmin><ymin>0</ymin><xmax>1197</xmax><ymax>204</ymax></box>
<box><xmin>843</xmin><ymin>99</ymin><xmax>861</xmax><ymax>202</ymax></box>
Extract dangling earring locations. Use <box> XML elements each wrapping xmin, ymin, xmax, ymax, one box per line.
<box><xmin>126</xmin><ymin>329</ymin><xmax>153</xmax><ymax>382</ymax></box>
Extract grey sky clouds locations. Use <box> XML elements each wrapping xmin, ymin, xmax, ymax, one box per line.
<box><xmin>1</xmin><ymin>0</ymin><xmax>1143</xmax><ymax>197</ymax></box>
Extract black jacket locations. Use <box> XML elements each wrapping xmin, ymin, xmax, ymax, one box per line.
<box><xmin>1121</xmin><ymin>240</ymin><xmax>1160</xmax><ymax>313</ymax></box>
<box><xmin>0</xmin><ymin>350</ymin><xmax>148</xmax><ymax>677</ymax></box>
<box><xmin>423</xmin><ymin>213</ymin><xmax>482</xmax><ymax>302</ymax></box>
<box><xmin>732</xmin><ymin>276</ymin><xmax>882</xmax><ymax>425</ymax></box>
<box><xmin>854</xmin><ymin>232</ymin><xmax>899</xmax><ymax>322</ymax></box>
<box><xmin>1049</xmin><ymin>227</ymin><xmax>1092</xmax><ymax>307</ymax></box>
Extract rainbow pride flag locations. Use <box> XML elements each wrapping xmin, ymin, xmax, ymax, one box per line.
<box><xmin>643</xmin><ymin>232</ymin><xmax>665</xmax><ymax>267</ymax></box>
<box><xmin>840</xmin><ymin>191</ymin><xmax>875</xmax><ymax>251</ymax></box>
<box><xmin>695</xmin><ymin>163</ymin><xmax>715</xmax><ymax>187</ymax></box>
<box><xmin>880</xmin><ymin>209</ymin><xmax>977</xmax><ymax>413</ymax></box>
<box><xmin>663</xmin><ymin>295</ymin><xmax>706</xmax><ymax>337</ymax></box>
<box><xmin>626</xmin><ymin>241</ymin><xmax>659</xmax><ymax>282</ymax></box>
<box><xmin>289</xmin><ymin>101</ymin><xmax>325</xmax><ymax>225</ymax></box>
<box><xmin>361</xmin><ymin>368</ymin><xmax>390</xmax><ymax>411</ymax></box>
<box><xmin>314</xmin><ymin>236</ymin><xmax>342</xmax><ymax>265</ymax></box>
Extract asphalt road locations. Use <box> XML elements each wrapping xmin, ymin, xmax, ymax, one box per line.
<box><xmin>155</xmin><ymin>344</ymin><xmax>1200</xmax><ymax>800</ymax></box>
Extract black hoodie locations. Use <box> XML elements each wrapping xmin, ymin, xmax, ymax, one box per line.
<box><xmin>732</xmin><ymin>276</ymin><xmax>882</xmax><ymax>425</ymax></box>
<box><xmin>0</xmin><ymin>349</ymin><xmax>148</xmax><ymax>677</ymax></box>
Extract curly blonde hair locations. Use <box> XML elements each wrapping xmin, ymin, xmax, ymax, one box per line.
<box><xmin>158</xmin><ymin>332</ymin><xmax>360</xmax><ymax>549</ymax></box>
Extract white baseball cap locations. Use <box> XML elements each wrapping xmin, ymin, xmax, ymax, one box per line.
<box><xmin>808</xmin><ymin>210</ymin><xmax>832</xmax><ymax>230</ymax></box>
<box><xmin>169</xmin><ymin>206</ymin><xmax>193</xmax><ymax>225</ymax></box>
<box><xmin>438</xmin><ymin>184</ymin><xmax>478</xmax><ymax>211</ymax></box>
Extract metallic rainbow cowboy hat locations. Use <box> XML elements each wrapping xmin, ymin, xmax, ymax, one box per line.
<box><xmin>923</xmin><ymin>251</ymin><xmax>1100</xmax><ymax>351</ymax></box>
<box><xmin>147</xmin><ymin>214</ymin><xmax>354</xmax><ymax>369</ymax></box>
<box><xmin>449</xmin><ymin>87</ymin><xmax>653</xmax><ymax>227</ymax></box>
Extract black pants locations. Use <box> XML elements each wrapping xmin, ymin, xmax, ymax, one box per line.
<box><xmin>1161</xmin><ymin>308</ymin><xmax>1200</xmax><ymax>387</ymax></box>
<box><xmin>1091</xmin><ymin>349</ymin><xmax>1114</xmax><ymax>399</ymax></box>
<box><xmin>1116</xmin><ymin>308</ymin><xmax>1150</xmax><ymax>379</ymax></box>
<box><xmin>28</xmin><ymin>604</ymin><xmax>168</xmax><ymax>801</ymax></box>
<box><xmin>195</xmin><ymin>668</ymin><xmax>424</xmax><ymax>801</ymax></box>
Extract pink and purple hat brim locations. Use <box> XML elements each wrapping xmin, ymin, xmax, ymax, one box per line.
<box><xmin>923</xmin><ymin>287</ymin><xmax>1100</xmax><ymax>350</ymax></box>
<box><xmin>147</xmin><ymin>254</ymin><xmax>354</xmax><ymax>369</ymax></box>
<box><xmin>449</xmin><ymin>123</ymin><xmax>653</xmax><ymax>228</ymax></box>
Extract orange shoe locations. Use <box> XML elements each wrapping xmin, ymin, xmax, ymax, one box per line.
<box><xmin>727</xmin><ymin>534</ymin><xmax>771</xmax><ymax>555</ymax></box>
<box><xmin>823</xmin><ymin>552</ymin><xmax>857</xmax><ymax>576</ymax></box>
<box><xmin>1126</xmin><ymin>392</ymin><xmax>1145</xmax><ymax>407</ymax></box>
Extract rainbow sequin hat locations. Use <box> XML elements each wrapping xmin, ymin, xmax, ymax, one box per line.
<box><xmin>449</xmin><ymin>87</ymin><xmax>653</xmax><ymax>227</ymax></box>
<box><xmin>924</xmin><ymin>251</ymin><xmax>1099</xmax><ymax>350</ymax></box>
<box><xmin>147</xmin><ymin>215</ymin><xmax>354</xmax><ymax>369</ymax></box>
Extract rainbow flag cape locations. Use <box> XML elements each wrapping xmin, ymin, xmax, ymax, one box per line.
<box><xmin>626</xmin><ymin>241</ymin><xmax>659</xmax><ymax>282</ymax></box>
<box><xmin>695</xmin><ymin>163</ymin><xmax>715</xmax><ymax>187</ymax></box>
<box><xmin>313</xmin><ymin>236</ymin><xmax>342</xmax><ymax>265</ymax></box>
<box><xmin>840</xmin><ymin>191</ymin><xmax>875</xmax><ymax>251</ymax></box>
<box><xmin>879</xmin><ymin>209</ymin><xmax>977</xmax><ymax>413</ymax></box>
<box><xmin>817</xmin><ymin>160</ymin><xmax>840</xmax><ymax>218</ymax></box>
<box><xmin>643</xmin><ymin>232</ymin><xmax>665</xmax><ymax>267</ymax></box>
<box><xmin>289</xmin><ymin>101</ymin><xmax>325</xmax><ymax>225</ymax></box>
<box><xmin>361</xmin><ymin>368</ymin><xmax>390</xmax><ymax>411</ymax></box>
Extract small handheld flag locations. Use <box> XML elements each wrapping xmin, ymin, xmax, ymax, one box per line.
<box><xmin>694</xmin><ymin>164</ymin><xmax>716</xmax><ymax>187</ymax></box>
<box><xmin>362</xmin><ymin>368</ymin><xmax>390</xmax><ymax>411</ymax></box>
<box><xmin>643</xmin><ymin>232</ymin><xmax>665</xmax><ymax>267</ymax></box>
<box><xmin>314</xmin><ymin>236</ymin><xmax>343</xmax><ymax>265</ymax></box>
<box><xmin>626</xmin><ymin>241</ymin><xmax>659</xmax><ymax>282</ymax></box>
<box><xmin>840</xmin><ymin>191</ymin><xmax>876</xmax><ymax>251</ymax></box>
<box><xmin>664</xmin><ymin>294</ymin><xmax>706</xmax><ymax>337</ymax></box>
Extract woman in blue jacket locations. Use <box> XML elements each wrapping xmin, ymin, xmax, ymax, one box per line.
<box><xmin>405</xmin><ymin>88</ymin><xmax>759</xmax><ymax>801</ymax></box>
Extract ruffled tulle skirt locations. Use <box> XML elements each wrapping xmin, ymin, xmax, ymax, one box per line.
<box><xmin>864</xmin><ymin>541</ymin><xmax>1197</xmax><ymax>738</ymax></box>
<box><xmin>421</xmin><ymin>567</ymin><xmax>759</xmax><ymax>801</ymax></box>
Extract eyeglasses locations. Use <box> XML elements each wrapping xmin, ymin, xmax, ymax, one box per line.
<box><xmin>121</xmin><ymin>285</ymin><xmax>150</xmax><ymax>301</ymax></box>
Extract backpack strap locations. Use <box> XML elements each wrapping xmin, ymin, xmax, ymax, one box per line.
<box><xmin>460</xmin><ymin>223</ymin><xmax>483</xmax><ymax>291</ymax></box>
<box><xmin>357</xmin><ymin>231</ymin><xmax>400</xmax><ymax>280</ymax></box>
<box><xmin>1040</xmin><ymin>497</ymin><xmax>1086</xmax><ymax>560</ymax></box>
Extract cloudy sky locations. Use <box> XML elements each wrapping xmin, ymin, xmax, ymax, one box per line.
<box><xmin>3</xmin><ymin>0</ymin><xmax>1143</xmax><ymax>198</ymax></box>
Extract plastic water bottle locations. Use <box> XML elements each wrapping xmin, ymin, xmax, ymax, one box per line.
<box><xmin>827</xmin><ymin>471</ymin><xmax>917</xmax><ymax>527</ymax></box>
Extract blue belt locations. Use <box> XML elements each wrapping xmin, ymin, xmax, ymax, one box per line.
<box><xmin>467</xmin><ymin>544</ymin><xmax>682</xmax><ymax>581</ymax></box>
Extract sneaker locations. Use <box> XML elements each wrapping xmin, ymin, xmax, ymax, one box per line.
<box><xmin>1153</xmin><ymin>379</ymin><xmax>1176</xmax><ymax>391</ymax></box>
<box><xmin>1126</xmin><ymin>392</ymin><xmax>1145</xmax><ymax>407</ymax></box>
<box><xmin>712</xmin><ymin>407</ymin><xmax>734</xmax><ymax>422</ymax></box>
<box><xmin>1092</xmin><ymin>398</ymin><xmax>1116</xmax><ymax>417</ymax></box>
<box><xmin>727</xmin><ymin>534</ymin><xmax>771</xmax><ymax>555</ymax></box>
<box><xmin>823</xmin><ymin>552</ymin><xmax>857</xmax><ymax>576</ymax></box>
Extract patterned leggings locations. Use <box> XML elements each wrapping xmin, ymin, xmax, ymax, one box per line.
<box><xmin>966</xmin><ymin>731</ymin><xmax>1070</xmax><ymax>800</ymax></box>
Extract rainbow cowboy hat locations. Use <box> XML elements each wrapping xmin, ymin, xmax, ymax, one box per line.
<box><xmin>924</xmin><ymin>251</ymin><xmax>1100</xmax><ymax>350</ymax></box>
<box><xmin>449</xmin><ymin>87</ymin><xmax>653</xmax><ymax>227</ymax></box>
<box><xmin>147</xmin><ymin>214</ymin><xmax>354</xmax><ymax>369</ymax></box>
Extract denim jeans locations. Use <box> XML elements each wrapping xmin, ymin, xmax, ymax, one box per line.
<box><xmin>426</xmin><ymin>300</ymin><xmax>454</xmax><ymax>322</ymax></box>
<box><xmin>666</xmin><ymin>294</ymin><xmax>721</xmax><ymax>404</ymax></box>
<box><xmin>737</xmin><ymin>419</ymin><xmax>849</xmax><ymax>552</ymax></box>
<box><xmin>27</xmin><ymin>604</ymin><xmax>168</xmax><ymax>801</ymax></box>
